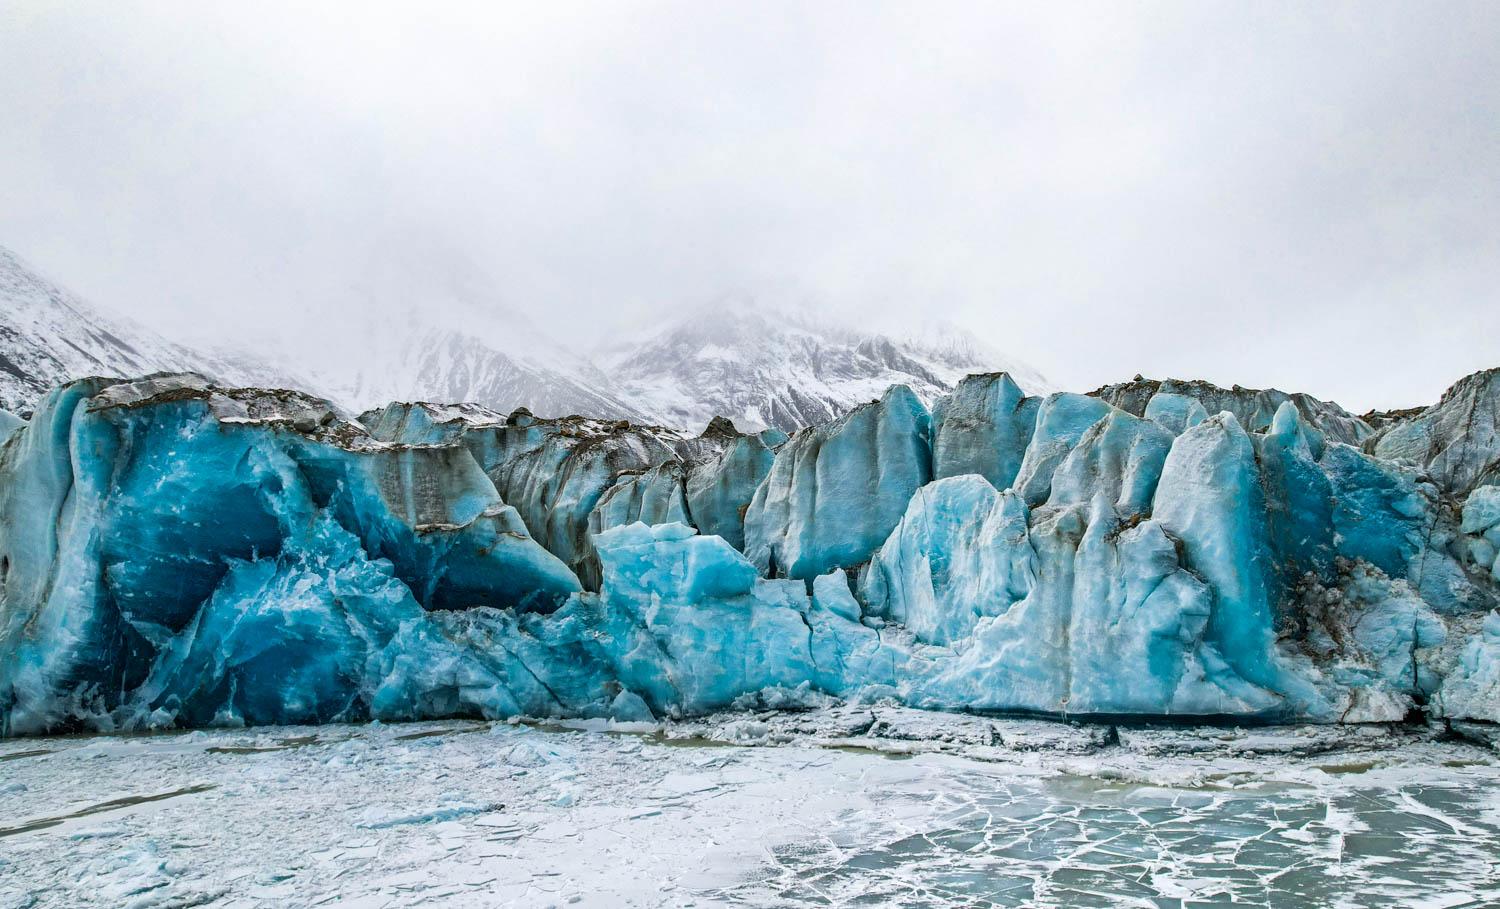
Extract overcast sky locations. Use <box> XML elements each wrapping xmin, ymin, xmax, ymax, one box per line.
<box><xmin>2</xmin><ymin>2</ymin><xmax>1497</xmax><ymax>411</ymax></box>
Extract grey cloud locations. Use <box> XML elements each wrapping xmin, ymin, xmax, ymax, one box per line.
<box><xmin>1</xmin><ymin>1</ymin><xmax>1496</xmax><ymax>411</ymax></box>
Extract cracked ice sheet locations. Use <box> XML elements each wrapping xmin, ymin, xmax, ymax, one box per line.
<box><xmin>2</xmin><ymin>713</ymin><xmax>1499</xmax><ymax>908</ymax></box>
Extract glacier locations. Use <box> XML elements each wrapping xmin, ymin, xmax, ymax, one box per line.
<box><xmin>2</xmin><ymin>366</ymin><xmax>1499</xmax><ymax>738</ymax></box>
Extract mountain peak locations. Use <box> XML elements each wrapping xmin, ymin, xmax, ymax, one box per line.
<box><xmin>600</xmin><ymin>301</ymin><xmax>1049</xmax><ymax>433</ymax></box>
<box><xmin>1</xmin><ymin>244</ymin><xmax>1049</xmax><ymax>434</ymax></box>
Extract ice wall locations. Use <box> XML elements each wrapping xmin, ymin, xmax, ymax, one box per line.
<box><xmin>1373</xmin><ymin>367</ymin><xmax>1500</xmax><ymax>496</ymax></box>
<box><xmin>360</xmin><ymin>402</ymin><xmax>774</xmax><ymax>589</ymax></box>
<box><xmin>3</xmin><ymin>366</ymin><xmax>1500</xmax><ymax>736</ymax></box>
<box><xmin>0</xmin><ymin>409</ymin><xmax>22</xmax><ymax>444</ymax></box>
<box><xmin>744</xmin><ymin>385</ymin><xmax>932</xmax><ymax>581</ymax></box>
<box><xmin>930</xmin><ymin>372</ymin><xmax>1038</xmax><ymax>490</ymax></box>
<box><xmin>0</xmin><ymin>378</ymin><xmax>579</xmax><ymax>735</ymax></box>
<box><xmin>1092</xmin><ymin>376</ymin><xmax>1375</xmax><ymax>446</ymax></box>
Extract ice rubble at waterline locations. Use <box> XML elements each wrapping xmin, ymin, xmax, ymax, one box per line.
<box><xmin>2</xmin><ymin>367</ymin><xmax>1499</xmax><ymax>737</ymax></box>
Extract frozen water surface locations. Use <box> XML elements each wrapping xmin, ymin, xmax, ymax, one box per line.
<box><xmin>2</xmin><ymin>708</ymin><xmax>1498</xmax><ymax>908</ymax></box>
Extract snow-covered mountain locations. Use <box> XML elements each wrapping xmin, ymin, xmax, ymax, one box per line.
<box><xmin>297</xmin><ymin>252</ymin><xmax>1051</xmax><ymax>432</ymax></box>
<box><xmin>0</xmin><ymin>245</ymin><xmax>304</xmax><ymax>415</ymax></box>
<box><xmin>326</xmin><ymin>320</ymin><xmax>653</xmax><ymax>423</ymax></box>
<box><xmin>306</xmin><ymin>259</ymin><xmax>654</xmax><ymax>422</ymax></box>
<box><xmin>2</xmin><ymin>242</ymin><xmax>1047</xmax><ymax>432</ymax></box>
<box><xmin>330</xmin><ymin>303</ymin><xmax>1048</xmax><ymax>433</ymax></box>
<box><xmin>598</xmin><ymin>305</ymin><xmax>1050</xmax><ymax>433</ymax></box>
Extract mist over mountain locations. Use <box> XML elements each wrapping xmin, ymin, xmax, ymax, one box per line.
<box><xmin>0</xmin><ymin>245</ymin><xmax>305</xmax><ymax>415</ymax></box>
<box><xmin>599</xmin><ymin>303</ymin><xmax>1050</xmax><ymax>432</ymax></box>
<box><xmin>0</xmin><ymin>243</ymin><xmax>1047</xmax><ymax>432</ymax></box>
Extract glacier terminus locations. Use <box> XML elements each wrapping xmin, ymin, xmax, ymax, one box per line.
<box><xmin>3</xmin><ymin>366</ymin><xmax>1499</xmax><ymax>737</ymax></box>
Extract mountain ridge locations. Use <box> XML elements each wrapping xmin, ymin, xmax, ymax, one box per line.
<box><xmin>0</xmin><ymin>244</ymin><xmax>310</xmax><ymax>415</ymax></box>
<box><xmin>598</xmin><ymin>304</ymin><xmax>1050</xmax><ymax>433</ymax></box>
<box><xmin>0</xmin><ymin>243</ymin><xmax>1049</xmax><ymax>433</ymax></box>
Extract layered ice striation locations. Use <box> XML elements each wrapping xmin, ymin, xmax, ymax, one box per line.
<box><xmin>2</xmin><ymin>366</ymin><xmax>1500</xmax><ymax>736</ymax></box>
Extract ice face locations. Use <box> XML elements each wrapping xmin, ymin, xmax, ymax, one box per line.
<box><xmin>467</xmin><ymin>417</ymin><xmax>686</xmax><ymax>589</ymax></box>
<box><xmin>744</xmin><ymin>385</ymin><xmax>932</xmax><ymax>581</ymax></box>
<box><xmin>125</xmin><ymin>511</ymin><xmax>443</xmax><ymax>728</ymax></box>
<box><xmin>359</xmin><ymin>401</ymin><xmax>767</xmax><ymax>588</ymax></box>
<box><xmin>1255</xmin><ymin>401</ymin><xmax>1337</xmax><ymax>583</ymax></box>
<box><xmin>862</xmin><ymin>476</ymin><xmax>1284</xmax><ymax>716</ymax></box>
<box><xmin>3</xmin><ymin>367</ymin><xmax>1500</xmax><ymax>736</ymax></box>
<box><xmin>936</xmin><ymin>504</ymin><xmax>1281</xmax><ymax>716</ymax></box>
<box><xmin>1375</xmin><ymin>367</ymin><xmax>1500</xmax><ymax>496</ymax></box>
<box><xmin>0</xmin><ymin>378</ymin><xmax>579</xmax><ymax>735</ymax></box>
<box><xmin>1463</xmin><ymin>486</ymin><xmax>1500</xmax><ymax>536</ymax></box>
<box><xmin>1437</xmin><ymin>611</ymin><xmax>1500</xmax><ymax>723</ymax></box>
<box><xmin>1462</xmin><ymin>487</ymin><xmax>1500</xmax><ymax>579</ymax></box>
<box><xmin>589</xmin><ymin>461</ymin><xmax>693</xmax><ymax>536</ymax></box>
<box><xmin>1044</xmin><ymin>407</ymin><xmax>1174</xmax><ymax>513</ymax></box>
<box><xmin>1093</xmin><ymin>375</ymin><xmax>1375</xmax><ymax>446</ymax></box>
<box><xmin>0</xmin><ymin>409</ymin><xmax>22</xmax><ymax>444</ymax></box>
<box><xmin>1142</xmin><ymin>391</ymin><xmax>1208</xmax><ymax>435</ymax></box>
<box><xmin>1011</xmin><ymin>393</ymin><xmax>1114</xmax><ymax>506</ymax></box>
<box><xmin>930</xmin><ymin>372</ymin><xmax>1038</xmax><ymax>490</ymax></box>
<box><xmin>683</xmin><ymin>429</ymin><xmax>780</xmax><ymax>550</ymax></box>
<box><xmin>1151</xmin><ymin>413</ymin><xmax>1286</xmax><ymax>692</ymax></box>
<box><xmin>579</xmin><ymin>522</ymin><xmax>819</xmax><ymax>713</ymax></box>
<box><xmin>861</xmin><ymin>475</ymin><xmax>1034</xmax><ymax>647</ymax></box>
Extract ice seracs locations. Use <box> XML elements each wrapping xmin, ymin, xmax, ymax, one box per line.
<box><xmin>1372</xmin><ymin>367</ymin><xmax>1500</xmax><ymax>496</ymax></box>
<box><xmin>861</xmin><ymin>475</ymin><xmax>1034</xmax><ymax>647</ymax></box>
<box><xmin>3</xmin><ymin>363</ymin><xmax>1500</xmax><ymax>736</ymax></box>
<box><xmin>1461</xmin><ymin>486</ymin><xmax>1500</xmax><ymax>579</ymax></box>
<box><xmin>930</xmin><ymin>372</ymin><xmax>1038</xmax><ymax>490</ymax></box>
<box><xmin>0</xmin><ymin>409</ymin><xmax>22</xmax><ymax>444</ymax></box>
<box><xmin>744</xmin><ymin>385</ymin><xmax>933</xmax><ymax>582</ymax></box>
<box><xmin>0</xmin><ymin>376</ymin><xmax>578</xmax><ymax>735</ymax></box>
<box><xmin>360</xmin><ymin>401</ymin><xmax>763</xmax><ymax>589</ymax></box>
<box><xmin>1091</xmin><ymin>375</ymin><xmax>1375</xmax><ymax>446</ymax></box>
<box><xmin>682</xmin><ymin>418</ymin><xmax>787</xmax><ymax>550</ymax></box>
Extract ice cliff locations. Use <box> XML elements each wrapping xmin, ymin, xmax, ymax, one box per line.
<box><xmin>2</xmin><ymin>367</ymin><xmax>1499</xmax><ymax>737</ymax></box>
